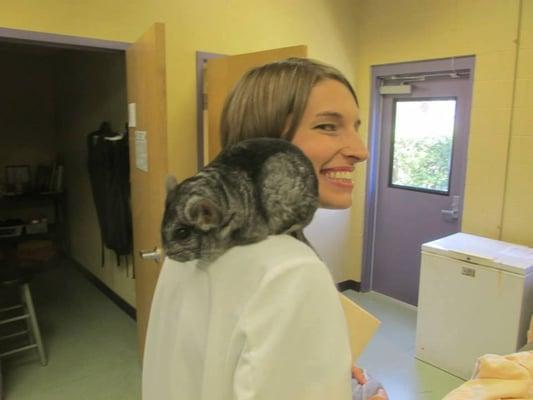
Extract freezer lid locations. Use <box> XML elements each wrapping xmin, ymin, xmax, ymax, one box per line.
<box><xmin>421</xmin><ymin>232</ymin><xmax>533</xmax><ymax>275</ymax></box>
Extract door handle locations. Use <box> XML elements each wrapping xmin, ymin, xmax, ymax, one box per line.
<box><xmin>139</xmin><ymin>247</ymin><xmax>162</xmax><ymax>263</ymax></box>
<box><xmin>441</xmin><ymin>195</ymin><xmax>460</xmax><ymax>220</ymax></box>
<box><xmin>441</xmin><ymin>208</ymin><xmax>459</xmax><ymax>219</ymax></box>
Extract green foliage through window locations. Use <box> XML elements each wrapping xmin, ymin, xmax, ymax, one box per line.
<box><xmin>391</xmin><ymin>135</ymin><xmax>452</xmax><ymax>192</ymax></box>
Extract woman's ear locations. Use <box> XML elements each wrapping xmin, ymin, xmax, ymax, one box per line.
<box><xmin>165</xmin><ymin>175</ymin><xmax>178</xmax><ymax>193</ymax></box>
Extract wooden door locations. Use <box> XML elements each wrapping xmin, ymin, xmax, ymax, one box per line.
<box><xmin>126</xmin><ymin>23</ymin><xmax>168</xmax><ymax>359</ymax></box>
<box><xmin>205</xmin><ymin>45</ymin><xmax>307</xmax><ymax>163</ymax></box>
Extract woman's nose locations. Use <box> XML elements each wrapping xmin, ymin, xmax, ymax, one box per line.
<box><xmin>343</xmin><ymin>132</ymin><xmax>369</xmax><ymax>163</ymax></box>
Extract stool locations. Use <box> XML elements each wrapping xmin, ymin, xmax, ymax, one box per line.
<box><xmin>0</xmin><ymin>267</ymin><xmax>47</xmax><ymax>366</ymax></box>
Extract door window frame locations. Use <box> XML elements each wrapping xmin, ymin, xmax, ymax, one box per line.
<box><xmin>361</xmin><ymin>56</ymin><xmax>476</xmax><ymax>291</ymax></box>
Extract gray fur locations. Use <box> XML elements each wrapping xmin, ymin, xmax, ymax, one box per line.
<box><xmin>161</xmin><ymin>138</ymin><xmax>318</xmax><ymax>263</ymax></box>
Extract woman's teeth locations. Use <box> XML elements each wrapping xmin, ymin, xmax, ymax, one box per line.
<box><xmin>324</xmin><ymin>171</ymin><xmax>353</xmax><ymax>181</ymax></box>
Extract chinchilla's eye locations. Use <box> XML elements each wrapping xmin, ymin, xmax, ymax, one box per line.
<box><xmin>174</xmin><ymin>227</ymin><xmax>191</xmax><ymax>240</ymax></box>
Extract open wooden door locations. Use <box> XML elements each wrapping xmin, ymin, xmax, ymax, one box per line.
<box><xmin>205</xmin><ymin>45</ymin><xmax>307</xmax><ymax>163</ymax></box>
<box><xmin>126</xmin><ymin>23</ymin><xmax>168</xmax><ymax>360</ymax></box>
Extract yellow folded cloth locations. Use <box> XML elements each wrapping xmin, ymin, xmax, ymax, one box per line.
<box><xmin>443</xmin><ymin>351</ymin><xmax>533</xmax><ymax>400</ymax></box>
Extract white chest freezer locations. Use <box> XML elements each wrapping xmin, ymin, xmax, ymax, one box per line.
<box><xmin>415</xmin><ymin>232</ymin><xmax>533</xmax><ymax>380</ymax></box>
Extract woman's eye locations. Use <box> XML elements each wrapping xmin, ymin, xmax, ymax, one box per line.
<box><xmin>174</xmin><ymin>227</ymin><xmax>191</xmax><ymax>240</ymax></box>
<box><xmin>315</xmin><ymin>123</ymin><xmax>337</xmax><ymax>132</ymax></box>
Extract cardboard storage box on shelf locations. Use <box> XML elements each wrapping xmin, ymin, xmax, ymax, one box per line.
<box><xmin>0</xmin><ymin>224</ymin><xmax>23</xmax><ymax>238</ymax></box>
<box><xmin>17</xmin><ymin>240</ymin><xmax>57</xmax><ymax>263</ymax></box>
<box><xmin>0</xmin><ymin>219</ymin><xmax>24</xmax><ymax>238</ymax></box>
<box><xmin>25</xmin><ymin>219</ymin><xmax>48</xmax><ymax>235</ymax></box>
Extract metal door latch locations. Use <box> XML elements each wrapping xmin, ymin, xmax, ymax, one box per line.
<box><xmin>441</xmin><ymin>195</ymin><xmax>460</xmax><ymax>220</ymax></box>
<box><xmin>139</xmin><ymin>247</ymin><xmax>162</xmax><ymax>263</ymax></box>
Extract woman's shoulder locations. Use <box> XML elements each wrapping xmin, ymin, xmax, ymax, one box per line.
<box><xmin>228</xmin><ymin>234</ymin><xmax>320</xmax><ymax>266</ymax></box>
<box><xmin>259</xmin><ymin>234</ymin><xmax>317</xmax><ymax>254</ymax></box>
<box><xmin>223</xmin><ymin>234</ymin><xmax>333</xmax><ymax>286</ymax></box>
<box><xmin>205</xmin><ymin>234</ymin><xmax>327</xmax><ymax>282</ymax></box>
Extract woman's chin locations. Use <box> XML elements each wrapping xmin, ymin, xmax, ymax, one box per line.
<box><xmin>317</xmin><ymin>178</ymin><xmax>355</xmax><ymax>209</ymax></box>
<box><xmin>318</xmin><ymin>195</ymin><xmax>353</xmax><ymax>209</ymax></box>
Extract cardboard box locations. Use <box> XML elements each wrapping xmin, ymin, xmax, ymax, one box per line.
<box><xmin>25</xmin><ymin>220</ymin><xmax>48</xmax><ymax>235</ymax></box>
<box><xmin>17</xmin><ymin>240</ymin><xmax>56</xmax><ymax>263</ymax></box>
<box><xmin>0</xmin><ymin>225</ymin><xmax>23</xmax><ymax>238</ymax></box>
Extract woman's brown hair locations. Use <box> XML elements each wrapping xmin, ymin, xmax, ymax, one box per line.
<box><xmin>220</xmin><ymin>57</ymin><xmax>358</xmax><ymax>149</ymax></box>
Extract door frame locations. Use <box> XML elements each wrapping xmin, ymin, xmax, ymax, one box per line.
<box><xmin>196</xmin><ymin>51</ymin><xmax>225</xmax><ymax>170</ymax></box>
<box><xmin>0</xmin><ymin>26</ymin><xmax>129</xmax><ymax>51</ymax></box>
<box><xmin>361</xmin><ymin>56</ymin><xmax>476</xmax><ymax>292</ymax></box>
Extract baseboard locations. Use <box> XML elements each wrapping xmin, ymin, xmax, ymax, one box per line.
<box><xmin>336</xmin><ymin>280</ymin><xmax>361</xmax><ymax>292</ymax></box>
<box><xmin>71</xmin><ymin>259</ymin><xmax>137</xmax><ymax>321</ymax></box>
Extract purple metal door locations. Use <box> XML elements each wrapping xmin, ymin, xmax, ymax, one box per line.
<box><xmin>369</xmin><ymin>58</ymin><xmax>474</xmax><ymax>305</ymax></box>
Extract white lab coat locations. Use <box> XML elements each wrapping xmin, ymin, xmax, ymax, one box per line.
<box><xmin>142</xmin><ymin>234</ymin><xmax>352</xmax><ymax>400</ymax></box>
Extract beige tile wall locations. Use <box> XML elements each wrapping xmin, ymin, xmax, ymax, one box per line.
<box><xmin>501</xmin><ymin>0</ymin><xmax>533</xmax><ymax>245</ymax></box>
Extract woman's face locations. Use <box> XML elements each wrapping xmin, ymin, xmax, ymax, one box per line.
<box><xmin>291</xmin><ymin>79</ymin><xmax>368</xmax><ymax>209</ymax></box>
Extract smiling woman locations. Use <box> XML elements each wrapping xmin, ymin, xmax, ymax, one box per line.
<box><xmin>143</xmin><ymin>58</ymin><xmax>386</xmax><ymax>400</ymax></box>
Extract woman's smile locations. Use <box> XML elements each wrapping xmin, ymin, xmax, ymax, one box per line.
<box><xmin>320</xmin><ymin>167</ymin><xmax>355</xmax><ymax>190</ymax></box>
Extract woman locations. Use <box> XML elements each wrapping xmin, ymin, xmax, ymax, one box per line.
<box><xmin>221</xmin><ymin>58</ymin><xmax>367</xmax><ymax>210</ymax></box>
<box><xmin>143</xmin><ymin>58</ymin><xmax>386</xmax><ymax>399</ymax></box>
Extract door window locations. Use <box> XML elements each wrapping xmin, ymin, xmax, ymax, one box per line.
<box><xmin>390</xmin><ymin>99</ymin><xmax>456</xmax><ymax>194</ymax></box>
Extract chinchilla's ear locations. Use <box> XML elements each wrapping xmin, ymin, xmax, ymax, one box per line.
<box><xmin>165</xmin><ymin>175</ymin><xmax>178</xmax><ymax>193</ymax></box>
<box><xmin>186</xmin><ymin>197</ymin><xmax>222</xmax><ymax>231</ymax></box>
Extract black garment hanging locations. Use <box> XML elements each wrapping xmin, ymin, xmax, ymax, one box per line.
<box><xmin>87</xmin><ymin>122</ymin><xmax>132</xmax><ymax>265</ymax></box>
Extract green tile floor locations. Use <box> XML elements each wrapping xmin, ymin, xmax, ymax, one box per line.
<box><xmin>345</xmin><ymin>289</ymin><xmax>465</xmax><ymax>400</ymax></box>
<box><xmin>1</xmin><ymin>259</ymin><xmax>464</xmax><ymax>400</ymax></box>
<box><xmin>1</xmin><ymin>259</ymin><xmax>141</xmax><ymax>400</ymax></box>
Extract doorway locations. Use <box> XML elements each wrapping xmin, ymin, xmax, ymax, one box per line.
<box><xmin>0</xmin><ymin>29</ymin><xmax>142</xmax><ymax>397</ymax></box>
<box><xmin>0</xmin><ymin>35</ymin><xmax>136</xmax><ymax>304</ymax></box>
<box><xmin>362</xmin><ymin>56</ymin><xmax>475</xmax><ymax>306</ymax></box>
<box><xmin>0</xmin><ymin>23</ymin><xmax>170</xmax><ymax>369</ymax></box>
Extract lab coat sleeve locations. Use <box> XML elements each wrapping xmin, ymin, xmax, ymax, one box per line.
<box><xmin>233</xmin><ymin>257</ymin><xmax>353</xmax><ymax>400</ymax></box>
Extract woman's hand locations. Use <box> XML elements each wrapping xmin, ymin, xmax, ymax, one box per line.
<box><xmin>351</xmin><ymin>366</ymin><xmax>388</xmax><ymax>400</ymax></box>
<box><xmin>351</xmin><ymin>365</ymin><xmax>367</xmax><ymax>384</ymax></box>
<box><xmin>368</xmin><ymin>389</ymin><xmax>388</xmax><ymax>400</ymax></box>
